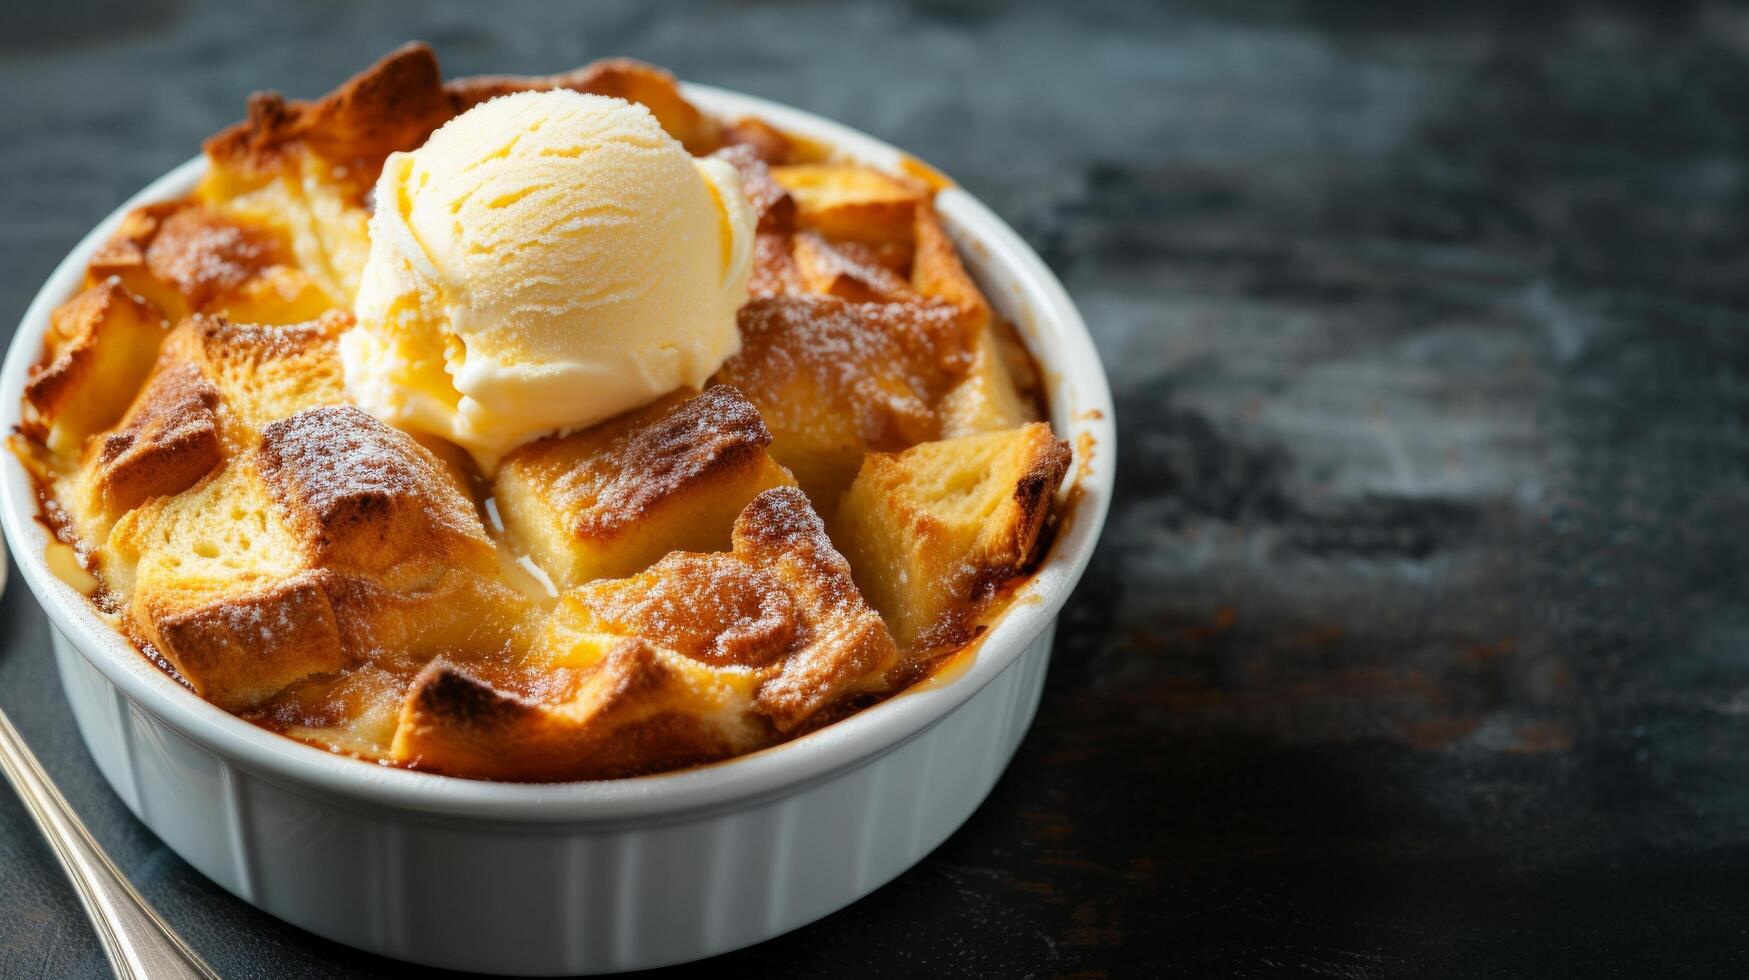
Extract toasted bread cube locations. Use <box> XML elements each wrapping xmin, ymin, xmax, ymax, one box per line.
<box><xmin>105</xmin><ymin>404</ymin><xmax>517</xmax><ymax>708</ymax></box>
<box><xmin>75</xmin><ymin>362</ymin><xmax>223</xmax><ymax>540</ymax></box>
<box><xmin>711</xmin><ymin>144</ymin><xmax>795</xmax><ymax>232</ymax></box>
<box><xmin>833</xmin><ymin>423</ymin><xmax>1071</xmax><ymax>652</ymax></box>
<box><xmin>258</xmin><ymin>405</ymin><xmax>497</xmax><ymax>576</ymax></box>
<box><xmin>793</xmin><ymin>232</ymin><xmax>918</xmax><ymax>303</ymax></box>
<box><xmin>202</xmin><ymin>149</ymin><xmax>372</xmax><ymax>305</ymax></box>
<box><xmin>550</xmin><ymin>487</ymin><xmax>898</xmax><ymax>732</ymax></box>
<box><xmin>106</xmin><ymin>460</ymin><xmax>347</xmax><ymax>709</ymax></box>
<box><xmin>911</xmin><ymin>200</ymin><xmax>991</xmax><ymax>334</ymax></box>
<box><xmin>730</xmin><ymin>487</ymin><xmax>899</xmax><ymax>727</ymax></box>
<box><xmin>749</xmin><ymin>231</ymin><xmax>806</xmax><ymax>299</ymax></box>
<box><xmin>88</xmin><ymin>203</ymin><xmax>294</xmax><ymax>321</ymax></box>
<box><xmin>184</xmin><ymin>313</ymin><xmax>350</xmax><ymax>444</ymax></box>
<box><xmin>70</xmin><ymin>312</ymin><xmax>349</xmax><ymax>531</ymax></box>
<box><xmin>720</xmin><ymin>117</ymin><xmax>797</xmax><ymax>165</ymax></box>
<box><xmin>940</xmin><ymin>319</ymin><xmax>1044</xmax><ymax>437</ymax></box>
<box><xmin>208</xmin><ymin>264</ymin><xmax>338</xmax><ymax>325</ymax></box>
<box><xmin>204</xmin><ymin>42</ymin><xmax>454</xmax><ymax>185</ymax></box>
<box><xmin>24</xmin><ymin>280</ymin><xmax>170</xmax><ymax>458</ymax></box>
<box><xmin>448</xmin><ymin>58</ymin><xmax>721</xmax><ymax>155</ymax></box>
<box><xmin>494</xmin><ymin>386</ymin><xmax>796</xmax><ymax>589</ymax></box>
<box><xmin>391</xmin><ymin>639</ymin><xmax>763</xmax><ymax>780</ymax></box>
<box><xmin>141</xmin><ymin>571</ymin><xmax>346</xmax><ymax>711</ymax></box>
<box><xmin>103</xmin><ymin>457</ymin><xmax>305</xmax><ymax>612</ymax></box>
<box><xmin>201</xmin><ymin>45</ymin><xmax>436</xmax><ymax>299</ymax></box>
<box><xmin>714</xmin><ymin>296</ymin><xmax>972</xmax><ymax>510</ymax></box>
<box><xmin>249</xmin><ymin>665</ymin><xmax>409</xmax><ymax>759</ymax></box>
<box><xmin>86</xmin><ymin>204</ymin><xmax>192</xmax><ymax>319</ymax></box>
<box><xmin>770</xmin><ymin>164</ymin><xmax>923</xmax><ymax>247</ymax></box>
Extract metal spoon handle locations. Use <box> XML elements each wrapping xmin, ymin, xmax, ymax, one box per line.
<box><xmin>0</xmin><ymin>709</ymin><xmax>218</xmax><ymax>979</ymax></box>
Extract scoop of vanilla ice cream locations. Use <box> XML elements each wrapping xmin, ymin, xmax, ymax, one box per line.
<box><xmin>340</xmin><ymin>89</ymin><xmax>755</xmax><ymax>468</ymax></box>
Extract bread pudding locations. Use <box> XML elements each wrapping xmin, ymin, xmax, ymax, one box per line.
<box><xmin>12</xmin><ymin>44</ymin><xmax>1071</xmax><ymax>781</ymax></box>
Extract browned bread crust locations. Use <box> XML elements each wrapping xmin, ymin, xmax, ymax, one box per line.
<box><xmin>562</xmin><ymin>485</ymin><xmax>897</xmax><ymax>731</ymax></box>
<box><xmin>732</xmin><ymin>487</ymin><xmax>899</xmax><ymax>728</ymax></box>
<box><xmin>793</xmin><ymin>231</ymin><xmax>919</xmax><ymax>303</ymax></box>
<box><xmin>139</xmin><ymin>569</ymin><xmax>347</xmax><ymax>712</ymax></box>
<box><xmin>714</xmin><ymin>295</ymin><xmax>972</xmax><ymax>509</ymax></box>
<box><xmin>392</xmin><ymin>640</ymin><xmax>751</xmax><ymax>781</ymax></box>
<box><xmin>834</xmin><ymin>423</ymin><xmax>1071</xmax><ymax>654</ymax></box>
<box><xmin>206</xmin><ymin>43</ymin><xmax>725</xmax><ymax>186</ymax></box>
<box><xmin>495</xmin><ymin>385</ymin><xmax>796</xmax><ymax>589</ymax></box>
<box><xmin>392</xmin><ymin>487</ymin><xmax>895</xmax><ymax>779</ymax></box>
<box><xmin>710</xmin><ymin>144</ymin><xmax>796</xmax><ymax>232</ymax></box>
<box><xmin>204</xmin><ymin>42</ymin><xmax>454</xmax><ymax>185</ymax></box>
<box><xmin>24</xmin><ymin>279</ymin><xmax>170</xmax><ymax>457</ymax></box>
<box><xmin>83</xmin><ymin>362</ymin><xmax>222</xmax><ymax>524</ymax></box>
<box><xmin>447</xmin><ymin>58</ymin><xmax>721</xmax><ymax>154</ymax></box>
<box><xmin>259</xmin><ymin>405</ymin><xmax>494</xmax><ymax>575</ymax></box>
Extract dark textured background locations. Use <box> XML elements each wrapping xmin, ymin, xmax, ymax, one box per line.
<box><xmin>6</xmin><ymin>0</ymin><xmax>1749</xmax><ymax>976</ymax></box>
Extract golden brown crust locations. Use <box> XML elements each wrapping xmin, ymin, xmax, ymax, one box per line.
<box><xmin>393</xmin><ymin>642</ymin><xmax>746</xmax><ymax>781</ymax></box>
<box><xmin>770</xmin><ymin>164</ymin><xmax>924</xmax><ymax>249</ymax></box>
<box><xmin>793</xmin><ymin>231</ymin><xmax>918</xmax><ymax>303</ymax></box>
<box><xmin>204</xmin><ymin>42</ymin><xmax>454</xmax><ymax>182</ymax></box>
<box><xmin>733</xmin><ymin>487</ymin><xmax>899</xmax><ymax>729</ymax></box>
<box><xmin>177</xmin><ymin>312</ymin><xmax>351</xmax><ymax>444</ymax></box>
<box><xmin>26</xmin><ymin>282</ymin><xmax>148</xmax><ymax>416</ymax></box>
<box><xmin>494</xmin><ymin>385</ymin><xmax>796</xmax><ymax>588</ymax></box>
<box><xmin>726</xmin><ymin>296</ymin><xmax>970</xmax><ymax>448</ymax></box>
<box><xmin>581</xmin><ymin>386</ymin><xmax>771</xmax><ymax>539</ymax></box>
<box><xmin>447</xmin><ymin>58</ymin><xmax>722</xmax><ymax>155</ymax></box>
<box><xmin>86</xmin><ymin>204</ymin><xmax>179</xmax><ymax>275</ymax></box>
<box><xmin>833</xmin><ymin>424</ymin><xmax>1071</xmax><ymax>654</ymax></box>
<box><xmin>749</xmin><ymin>231</ymin><xmax>805</xmax><ymax>299</ymax></box>
<box><xmin>719</xmin><ymin>117</ymin><xmax>796</xmax><ymax>165</ymax></box>
<box><xmin>84</xmin><ymin>362</ymin><xmax>223</xmax><ymax>519</ymax></box>
<box><xmin>710</xmin><ymin>144</ymin><xmax>795</xmax><ymax>232</ymax></box>
<box><xmin>545</xmin><ymin>486</ymin><xmax>897</xmax><ymax>741</ymax></box>
<box><xmin>85</xmin><ymin>202</ymin><xmax>319</xmax><ymax>325</ymax></box>
<box><xmin>912</xmin><ymin>199</ymin><xmax>991</xmax><ymax>334</ymax></box>
<box><xmin>202</xmin><ymin>46</ymin><xmax>727</xmax><ymax>219</ymax></box>
<box><xmin>143</xmin><ymin>206</ymin><xmax>284</xmax><ymax>311</ymax></box>
<box><xmin>194</xmin><ymin>310</ymin><xmax>344</xmax><ymax>361</ymax></box>
<box><xmin>258</xmin><ymin>405</ymin><xmax>493</xmax><ymax>575</ymax></box>
<box><xmin>137</xmin><ymin>569</ymin><xmax>347</xmax><ymax>712</ymax></box>
<box><xmin>24</xmin><ymin>279</ymin><xmax>170</xmax><ymax>456</ymax></box>
<box><xmin>714</xmin><ymin>295</ymin><xmax>972</xmax><ymax>507</ymax></box>
<box><xmin>570</xmin><ymin>554</ymin><xmax>797</xmax><ymax>668</ymax></box>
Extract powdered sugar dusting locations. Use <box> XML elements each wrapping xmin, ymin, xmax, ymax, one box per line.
<box><xmin>577</xmin><ymin>553</ymin><xmax>797</xmax><ymax>668</ymax></box>
<box><xmin>552</xmin><ymin>385</ymin><xmax>772</xmax><ymax>537</ymax></box>
<box><xmin>258</xmin><ymin>404</ymin><xmax>482</xmax><ymax>549</ymax></box>
<box><xmin>144</xmin><ymin>206</ymin><xmax>281</xmax><ymax>307</ymax></box>
<box><xmin>720</xmin><ymin>295</ymin><xmax>970</xmax><ymax>448</ymax></box>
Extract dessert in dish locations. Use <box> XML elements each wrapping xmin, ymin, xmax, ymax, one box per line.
<box><xmin>13</xmin><ymin>43</ymin><xmax>1071</xmax><ymax>781</ymax></box>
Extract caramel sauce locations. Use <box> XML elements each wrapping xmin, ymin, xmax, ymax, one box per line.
<box><xmin>44</xmin><ymin>541</ymin><xmax>99</xmax><ymax>596</ymax></box>
<box><xmin>914</xmin><ymin>630</ymin><xmax>986</xmax><ymax>690</ymax></box>
<box><xmin>482</xmin><ymin>494</ymin><xmax>559</xmax><ymax>604</ymax></box>
<box><xmin>898</xmin><ymin>153</ymin><xmax>955</xmax><ymax>192</ymax></box>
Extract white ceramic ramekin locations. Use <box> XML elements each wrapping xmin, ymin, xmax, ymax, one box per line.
<box><xmin>0</xmin><ymin>84</ymin><xmax>1114</xmax><ymax>976</ymax></box>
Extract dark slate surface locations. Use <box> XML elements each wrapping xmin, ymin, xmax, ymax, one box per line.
<box><xmin>5</xmin><ymin>0</ymin><xmax>1749</xmax><ymax>976</ymax></box>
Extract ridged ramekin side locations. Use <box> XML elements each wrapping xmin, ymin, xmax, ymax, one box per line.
<box><xmin>53</xmin><ymin>625</ymin><xmax>1054</xmax><ymax>975</ymax></box>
